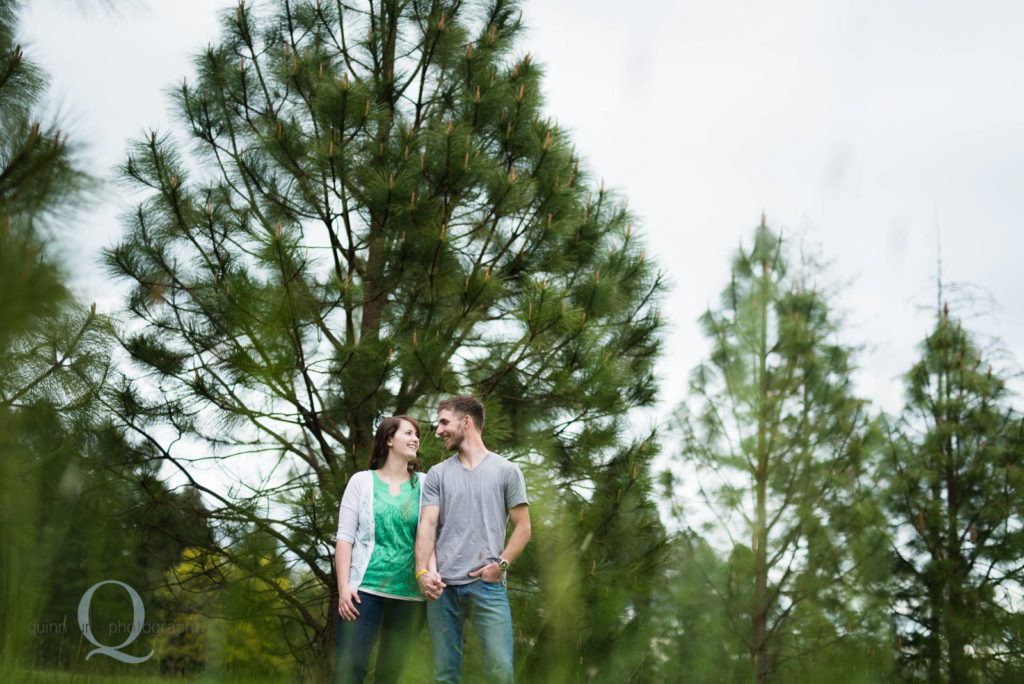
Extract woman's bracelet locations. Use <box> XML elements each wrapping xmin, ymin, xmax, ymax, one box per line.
<box><xmin>415</xmin><ymin>568</ymin><xmax>429</xmax><ymax>580</ymax></box>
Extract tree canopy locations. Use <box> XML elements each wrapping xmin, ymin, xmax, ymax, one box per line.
<box><xmin>667</xmin><ymin>220</ymin><xmax>890</xmax><ymax>682</ymax></box>
<box><xmin>103</xmin><ymin>0</ymin><xmax>664</xmax><ymax>675</ymax></box>
<box><xmin>885</xmin><ymin>303</ymin><xmax>1024</xmax><ymax>682</ymax></box>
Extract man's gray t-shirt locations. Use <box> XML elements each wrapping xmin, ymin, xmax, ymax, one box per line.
<box><xmin>421</xmin><ymin>452</ymin><xmax>528</xmax><ymax>585</ymax></box>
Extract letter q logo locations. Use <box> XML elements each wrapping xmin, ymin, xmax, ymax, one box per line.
<box><xmin>77</xmin><ymin>580</ymin><xmax>154</xmax><ymax>664</ymax></box>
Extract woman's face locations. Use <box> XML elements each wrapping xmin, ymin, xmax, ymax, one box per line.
<box><xmin>388</xmin><ymin>419</ymin><xmax>420</xmax><ymax>461</ymax></box>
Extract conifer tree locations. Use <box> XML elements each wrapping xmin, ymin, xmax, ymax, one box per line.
<box><xmin>0</xmin><ymin>0</ymin><xmax>111</xmax><ymax>669</ymax></box>
<box><xmin>668</xmin><ymin>219</ymin><xmax>890</xmax><ymax>682</ymax></box>
<box><xmin>1</xmin><ymin>2</ymin><xmax>213</xmax><ymax>674</ymax></box>
<box><xmin>104</xmin><ymin>0</ymin><xmax>663</xmax><ymax>673</ymax></box>
<box><xmin>0</xmin><ymin>0</ymin><xmax>97</xmax><ymax>387</ymax></box>
<box><xmin>884</xmin><ymin>303</ymin><xmax>1024</xmax><ymax>682</ymax></box>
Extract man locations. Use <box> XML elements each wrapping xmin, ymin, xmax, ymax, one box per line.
<box><xmin>415</xmin><ymin>396</ymin><xmax>531</xmax><ymax>684</ymax></box>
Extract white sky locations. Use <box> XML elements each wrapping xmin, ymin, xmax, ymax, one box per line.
<box><xmin>19</xmin><ymin>0</ymin><xmax>1024</xmax><ymax>422</ymax></box>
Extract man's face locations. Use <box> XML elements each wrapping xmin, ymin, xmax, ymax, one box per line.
<box><xmin>435</xmin><ymin>409</ymin><xmax>466</xmax><ymax>452</ymax></box>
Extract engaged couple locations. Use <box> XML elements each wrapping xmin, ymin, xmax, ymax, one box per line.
<box><xmin>334</xmin><ymin>396</ymin><xmax>531</xmax><ymax>683</ymax></box>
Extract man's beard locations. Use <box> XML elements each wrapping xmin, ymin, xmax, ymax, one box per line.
<box><xmin>446</xmin><ymin>432</ymin><xmax>464</xmax><ymax>451</ymax></box>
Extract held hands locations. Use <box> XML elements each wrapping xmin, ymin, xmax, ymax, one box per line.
<box><xmin>468</xmin><ymin>562</ymin><xmax>502</xmax><ymax>583</ymax></box>
<box><xmin>417</xmin><ymin>570</ymin><xmax>446</xmax><ymax>600</ymax></box>
<box><xmin>338</xmin><ymin>585</ymin><xmax>361</xmax><ymax>621</ymax></box>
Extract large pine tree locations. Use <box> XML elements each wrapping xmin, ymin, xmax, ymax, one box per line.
<box><xmin>668</xmin><ymin>219</ymin><xmax>890</xmax><ymax>682</ymax></box>
<box><xmin>884</xmin><ymin>303</ymin><xmax>1024</xmax><ymax>682</ymax></box>
<box><xmin>104</xmin><ymin>0</ymin><xmax>664</xmax><ymax>675</ymax></box>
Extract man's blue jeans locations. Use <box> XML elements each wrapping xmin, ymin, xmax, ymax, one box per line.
<box><xmin>427</xmin><ymin>579</ymin><xmax>514</xmax><ymax>683</ymax></box>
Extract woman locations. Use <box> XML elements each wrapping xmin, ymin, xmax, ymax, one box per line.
<box><xmin>334</xmin><ymin>415</ymin><xmax>430</xmax><ymax>683</ymax></box>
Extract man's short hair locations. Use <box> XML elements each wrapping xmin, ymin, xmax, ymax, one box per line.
<box><xmin>437</xmin><ymin>395</ymin><xmax>485</xmax><ymax>430</ymax></box>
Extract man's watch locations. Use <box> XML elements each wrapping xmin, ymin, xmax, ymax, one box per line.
<box><xmin>498</xmin><ymin>557</ymin><xmax>510</xmax><ymax>572</ymax></box>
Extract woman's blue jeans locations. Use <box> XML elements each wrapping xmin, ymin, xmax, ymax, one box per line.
<box><xmin>426</xmin><ymin>579</ymin><xmax>514</xmax><ymax>684</ymax></box>
<box><xmin>334</xmin><ymin>591</ymin><xmax>425</xmax><ymax>683</ymax></box>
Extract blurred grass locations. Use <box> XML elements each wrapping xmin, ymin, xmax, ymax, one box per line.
<box><xmin>8</xmin><ymin>670</ymin><xmax>300</xmax><ymax>683</ymax></box>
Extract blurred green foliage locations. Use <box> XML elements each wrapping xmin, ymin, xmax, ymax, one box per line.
<box><xmin>664</xmin><ymin>220</ymin><xmax>893</xmax><ymax>682</ymax></box>
<box><xmin>1</xmin><ymin>0</ymin><xmax>104</xmax><ymax>671</ymax></box>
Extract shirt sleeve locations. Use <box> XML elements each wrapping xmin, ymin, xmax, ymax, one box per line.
<box><xmin>335</xmin><ymin>474</ymin><xmax>362</xmax><ymax>543</ymax></box>
<box><xmin>504</xmin><ymin>463</ymin><xmax>529</xmax><ymax>510</ymax></box>
<box><xmin>421</xmin><ymin>466</ymin><xmax>441</xmax><ymax>509</ymax></box>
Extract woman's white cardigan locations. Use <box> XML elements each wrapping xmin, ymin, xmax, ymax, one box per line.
<box><xmin>335</xmin><ymin>470</ymin><xmax>426</xmax><ymax>593</ymax></box>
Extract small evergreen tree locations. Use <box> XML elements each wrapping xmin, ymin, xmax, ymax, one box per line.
<box><xmin>104</xmin><ymin>0</ymin><xmax>664</xmax><ymax>675</ymax></box>
<box><xmin>667</xmin><ymin>219</ymin><xmax>891</xmax><ymax>682</ymax></box>
<box><xmin>884</xmin><ymin>303</ymin><xmax>1024</xmax><ymax>682</ymax></box>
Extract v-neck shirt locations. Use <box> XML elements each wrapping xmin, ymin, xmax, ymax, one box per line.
<box><xmin>421</xmin><ymin>452</ymin><xmax>529</xmax><ymax>585</ymax></box>
<box><xmin>359</xmin><ymin>472</ymin><xmax>421</xmax><ymax>599</ymax></box>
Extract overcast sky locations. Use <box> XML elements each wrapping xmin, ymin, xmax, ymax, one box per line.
<box><xmin>19</xmin><ymin>0</ymin><xmax>1024</xmax><ymax>420</ymax></box>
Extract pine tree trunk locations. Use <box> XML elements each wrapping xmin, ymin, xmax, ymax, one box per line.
<box><xmin>752</xmin><ymin>258</ymin><xmax>770</xmax><ymax>684</ymax></box>
<box><xmin>929</xmin><ymin>485</ymin><xmax>942</xmax><ymax>684</ymax></box>
<box><xmin>944</xmin><ymin>413</ymin><xmax>968</xmax><ymax>681</ymax></box>
<box><xmin>926</xmin><ymin>580</ymin><xmax>943</xmax><ymax>684</ymax></box>
<box><xmin>925</xmin><ymin>481</ymin><xmax>944</xmax><ymax>684</ymax></box>
<box><xmin>316</xmin><ymin>591</ymin><xmax>339</xmax><ymax>683</ymax></box>
<box><xmin>946</xmin><ymin>593</ymin><xmax>968</xmax><ymax>683</ymax></box>
<box><xmin>346</xmin><ymin>1</ymin><xmax>401</xmax><ymax>472</ymax></box>
<box><xmin>939</xmin><ymin>345</ymin><xmax>969</xmax><ymax>682</ymax></box>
